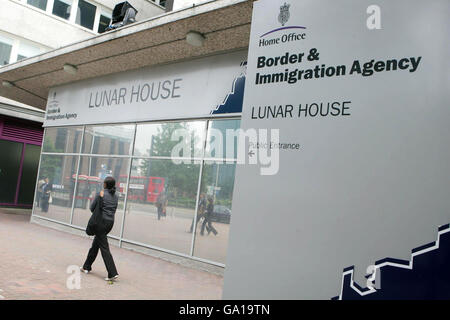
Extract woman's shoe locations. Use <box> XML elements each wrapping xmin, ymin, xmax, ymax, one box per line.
<box><xmin>80</xmin><ymin>267</ymin><xmax>90</xmax><ymax>274</ymax></box>
<box><xmin>105</xmin><ymin>275</ymin><xmax>119</xmax><ymax>281</ymax></box>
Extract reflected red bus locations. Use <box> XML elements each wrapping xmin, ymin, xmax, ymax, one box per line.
<box><xmin>118</xmin><ymin>175</ymin><xmax>165</xmax><ymax>203</ymax></box>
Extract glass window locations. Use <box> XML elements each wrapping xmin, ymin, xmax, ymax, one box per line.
<box><xmin>17</xmin><ymin>42</ymin><xmax>41</xmax><ymax>61</ymax></box>
<box><xmin>0</xmin><ymin>141</ymin><xmax>23</xmax><ymax>203</ymax></box>
<box><xmin>53</xmin><ymin>0</ymin><xmax>72</xmax><ymax>20</ymax></box>
<box><xmin>159</xmin><ymin>0</ymin><xmax>166</xmax><ymax>7</ymax></box>
<box><xmin>72</xmin><ymin>156</ymin><xmax>129</xmax><ymax>237</ymax></box>
<box><xmin>0</xmin><ymin>36</ymin><xmax>13</xmax><ymax>66</ymax></box>
<box><xmin>76</xmin><ymin>0</ymin><xmax>96</xmax><ymax>30</ymax></box>
<box><xmin>98</xmin><ymin>14</ymin><xmax>111</xmax><ymax>33</ymax></box>
<box><xmin>205</xmin><ymin>119</ymin><xmax>241</xmax><ymax>160</ymax></box>
<box><xmin>42</xmin><ymin>126</ymin><xmax>83</xmax><ymax>153</ymax></box>
<box><xmin>134</xmin><ymin>121</ymin><xmax>205</xmax><ymax>158</ymax></box>
<box><xmin>193</xmin><ymin>162</ymin><xmax>236</xmax><ymax>263</ymax></box>
<box><xmin>33</xmin><ymin>155</ymin><xmax>79</xmax><ymax>223</ymax></box>
<box><xmin>18</xmin><ymin>144</ymin><xmax>41</xmax><ymax>205</ymax></box>
<box><xmin>82</xmin><ymin>124</ymin><xmax>135</xmax><ymax>155</ymax></box>
<box><xmin>32</xmin><ymin>119</ymin><xmax>241</xmax><ymax>265</ymax></box>
<box><xmin>122</xmin><ymin>159</ymin><xmax>201</xmax><ymax>255</ymax></box>
<box><xmin>27</xmin><ymin>0</ymin><xmax>48</xmax><ymax>10</ymax></box>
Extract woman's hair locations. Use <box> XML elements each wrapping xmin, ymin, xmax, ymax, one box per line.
<box><xmin>103</xmin><ymin>176</ymin><xmax>116</xmax><ymax>195</ymax></box>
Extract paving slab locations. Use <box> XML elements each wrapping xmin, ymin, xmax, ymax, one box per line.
<box><xmin>0</xmin><ymin>208</ymin><xmax>223</xmax><ymax>300</ymax></box>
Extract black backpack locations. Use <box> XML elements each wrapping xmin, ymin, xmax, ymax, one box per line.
<box><xmin>86</xmin><ymin>195</ymin><xmax>103</xmax><ymax>236</ymax></box>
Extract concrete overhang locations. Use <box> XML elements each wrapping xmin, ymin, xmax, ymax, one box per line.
<box><xmin>0</xmin><ymin>0</ymin><xmax>253</xmax><ymax>110</ymax></box>
<box><xmin>0</xmin><ymin>96</ymin><xmax>45</xmax><ymax>123</ymax></box>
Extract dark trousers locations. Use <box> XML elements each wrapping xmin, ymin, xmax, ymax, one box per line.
<box><xmin>157</xmin><ymin>206</ymin><xmax>166</xmax><ymax>220</ymax></box>
<box><xmin>189</xmin><ymin>213</ymin><xmax>205</xmax><ymax>232</ymax></box>
<box><xmin>83</xmin><ymin>218</ymin><xmax>118</xmax><ymax>278</ymax></box>
<box><xmin>201</xmin><ymin>214</ymin><xmax>217</xmax><ymax>235</ymax></box>
<box><xmin>41</xmin><ymin>197</ymin><xmax>49</xmax><ymax>212</ymax></box>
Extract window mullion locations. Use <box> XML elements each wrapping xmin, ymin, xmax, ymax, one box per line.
<box><xmin>93</xmin><ymin>5</ymin><xmax>101</xmax><ymax>33</ymax></box>
<box><xmin>46</xmin><ymin>0</ymin><xmax>55</xmax><ymax>14</ymax></box>
<box><xmin>69</xmin><ymin>0</ymin><xmax>79</xmax><ymax>23</ymax></box>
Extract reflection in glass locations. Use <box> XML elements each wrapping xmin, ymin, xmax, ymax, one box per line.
<box><xmin>0</xmin><ymin>140</ymin><xmax>23</xmax><ymax>203</ymax></box>
<box><xmin>34</xmin><ymin>119</ymin><xmax>241</xmax><ymax>264</ymax></box>
<box><xmin>53</xmin><ymin>0</ymin><xmax>72</xmax><ymax>20</ymax></box>
<box><xmin>33</xmin><ymin>155</ymin><xmax>78</xmax><ymax>223</ymax></box>
<box><xmin>27</xmin><ymin>0</ymin><xmax>48</xmax><ymax>10</ymax></box>
<box><xmin>205</xmin><ymin>119</ymin><xmax>241</xmax><ymax>159</ymax></box>
<box><xmin>18</xmin><ymin>144</ymin><xmax>42</xmax><ymax>205</ymax></box>
<box><xmin>122</xmin><ymin>159</ymin><xmax>200</xmax><ymax>255</ymax></box>
<box><xmin>0</xmin><ymin>41</ymin><xmax>12</xmax><ymax>66</ymax></box>
<box><xmin>72</xmin><ymin>156</ymin><xmax>129</xmax><ymax>237</ymax></box>
<box><xmin>82</xmin><ymin>124</ymin><xmax>135</xmax><ymax>155</ymax></box>
<box><xmin>18</xmin><ymin>42</ymin><xmax>41</xmax><ymax>61</ymax></box>
<box><xmin>76</xmin><ymin>0</ymin><xmax>96</xmax><ymax>30</ymax></box>
<box><xmin>134</xmin><ymin>121</ymin><xmax>205</xmax><ymax>158</ymax></box>
<box><xmin>42</xmin><ymin>126</ymin><xmax>83</xmax><ymax>153</ymax></box>
<box><xmin>98</xmin><ymin>14</ymin><xmax>111</xmax><ymax>33</ymax></box>
<box><xmin>193</xmin><ymin>162</ymin><xmax>236</xmax><ymax>264</ymax></box>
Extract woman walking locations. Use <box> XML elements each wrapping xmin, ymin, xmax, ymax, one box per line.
<box><xmin>81</xmin><ymin>176</ymin><xmax>119</xmax><ymax>281</ymax></box>
<box><xmin>201</xmin><ymin>196</ymin><xmax>218</xmax><ymax>236</ymax></box>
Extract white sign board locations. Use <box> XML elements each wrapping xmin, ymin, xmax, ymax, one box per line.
<box><xmin>44</xmin><ymin>51</ymin><xmax>247</xmax><ymax>127</ymax></box>
<box><xmin>224</xmin><ymin>0</ymin><xmax>450</xmax><ymax>299</ymax></box>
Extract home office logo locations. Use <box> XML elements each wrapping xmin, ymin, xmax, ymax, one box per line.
<box><xmin>47</xmin><ymin>91</ymin><xmax>60</xmax><ymax>110</ymax></box>
<box><xmin>259</xmin><ymin>2</ymin><xmax>306</xmax><ymax>48</ymax></box>
<box><xmin>45</xmin><ymin>91</ymin><xmax>73</xmax><ymax>122</ymax></box>
<box><xmin>278</xmin><ymin>2</ymin><xmax>290</xmax><ymax>26</ymax></box>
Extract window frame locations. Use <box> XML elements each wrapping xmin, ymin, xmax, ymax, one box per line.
<box><xmin>32</xmin><ymin>116</ymin><xmax>241</xmax><ymax>267</ymax></box>
<box><xmin>75</xmin><ymin>0</ymin><xmax>97</xmax><ymax>30</ymax></box>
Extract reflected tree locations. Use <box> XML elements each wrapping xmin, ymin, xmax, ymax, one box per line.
<box><xmin>39</xmin><ymin>141</ymin><xmax>63</xmax><ymax>181</ymax></box>
<box><xmin>139</xmin><ymin>122</ymin><xmax>207</xmax><ymax>207</ymax></box>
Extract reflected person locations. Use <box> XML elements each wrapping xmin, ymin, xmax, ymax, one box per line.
<box><xmin>36</xmin><ymin>178</ymin><xmax>45</xmax><ymax>208</ymax></box>
<box><xmin>201</xmin><ymin>196</ymin><xmax>218</xmax><ymax>236</ymax></box>
<box><xmin>189</xmin><ymin>193</ymin><xmax>207</xmax><ymax>233</ymax></box>
<box><xmin>156</xmin><ymin>190</ymin><xmax>168</xmax><ymax>220</ymax></box>
<box><xmin>40</xmin><ymin>177</ymin><xmax>52</xmax><ymax>213</ymax></box>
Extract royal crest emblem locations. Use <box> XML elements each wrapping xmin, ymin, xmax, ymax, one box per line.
<box><xmin>278</xmin><ymin>2</ymin><xmax>290</xmax><ymax>26</ymax></box>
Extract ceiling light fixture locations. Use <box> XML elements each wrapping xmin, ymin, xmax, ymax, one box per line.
<box><xmin>2</xmin><ymin>80</ymin><xmax>14</xmax><ymax>88</ymax></box>
<box><xmin>186</xmin><ymin>31</ymin><xmax>205</xmax><ymax>47</ymax></box>
<box><xmin>63</xmin><ymin>63</ymin><xmax>78</xmax><ymax>75</ymax></box>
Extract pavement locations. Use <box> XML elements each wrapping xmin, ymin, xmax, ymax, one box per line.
<box><xmin>0</xmin><ymin>208</ymin><xmax>223</xmax><ymax>300</ymax></box>
<box><xmin>34</xmin><ymin>201</ymin><xmax>231</xmax><ymax>263</ymax></box>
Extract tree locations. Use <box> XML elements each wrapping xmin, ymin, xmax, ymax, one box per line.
<box><xmin>139</xmin><ymin>122</ymin><xmax>206</xmax><ymax>204</ymax></box>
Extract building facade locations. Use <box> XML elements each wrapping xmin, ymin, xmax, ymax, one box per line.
<box><xmin>0</xmin><ymin>0</ymin><xmax>253</xmax><ymax>269</ymax></box>
<box><xmin>32</xmin><ymin>49</ymin><xmax>246</xmax><ymax>266</ymax></box>
<box><xmin>0</xmin><ymin>0</ymin><xmax>166</xmax><ymax>67</ymax></box>
<box><xmin>0</xmin><ymin>0</ymin><xmax>167</xmax><ymax>206</ymax></box>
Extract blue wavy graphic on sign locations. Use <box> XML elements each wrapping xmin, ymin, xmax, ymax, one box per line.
<box><xmin>211</xmin><ymin>74</ymin><xmax>246</xmax><ymax>115</ymax></box>
<box><xmin>333</xmin><ymin>224</ymin><xmax>450</xmax><ymax>300</ymax></box>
